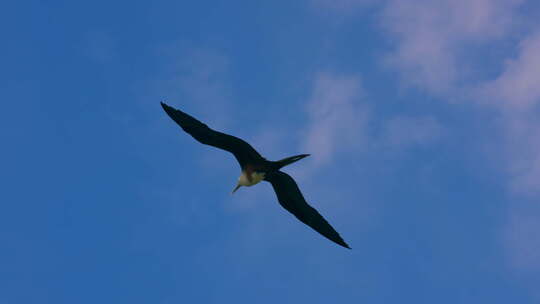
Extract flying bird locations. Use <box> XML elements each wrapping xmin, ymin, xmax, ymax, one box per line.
<box><xmin>160</xmin><ymin>102</ymin><xmax>350</xmax><ymax>249</ymax></box>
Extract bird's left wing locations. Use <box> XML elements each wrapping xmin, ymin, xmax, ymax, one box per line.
<box><xmin>161</xmin><ymin>102</ymin><xmax>264</xmax><ymax>167</ymax></box>
<box><xmin>265</xmin><ymin>171</ymin><xmax>350</xmax><ymax>249</ymax></box>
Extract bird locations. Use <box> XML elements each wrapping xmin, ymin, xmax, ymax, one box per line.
<box><xmin>160</xmin><ymin>102</ymin><xmax>350</xmax><ymax>249</ymax></box>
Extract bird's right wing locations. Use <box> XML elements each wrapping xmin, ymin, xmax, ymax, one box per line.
<box><xmin>161</xmin><ymin>102</ymin><xmax>264</xmax><ymax>167</ymax></box>
<box><xmin>265</xmin><ymin>171</ymin><xmax>350</xmax><ymax>249</ymax></box>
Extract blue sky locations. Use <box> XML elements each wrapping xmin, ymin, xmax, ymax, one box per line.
<box><xmin>2</xmin><ymin>0</ymin><xmax>540</xmax><ymax>303</ymax></box>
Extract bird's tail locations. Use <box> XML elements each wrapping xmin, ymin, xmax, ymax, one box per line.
<box><xmin>273</xmin><ymin>154</ymin><xmax>310</xmax><ymax>170</ymax></box>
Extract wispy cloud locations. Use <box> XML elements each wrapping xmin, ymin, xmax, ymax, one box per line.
<box><xmin>301</xmin><ymin>72</ymin><xmax>369</xmax><ymax>168</ymax></box>
<box><xmin>378</xmin><ymin>0</ymin><xmax>540</xmax><ymax>277</ymax></box>
<box><xmin>479</xmin><ymin>30</ymin><xmax>540</xmax><ymax>111</ymax></box>
<box><xmin>378</xmin><ymin>0</ymin><xmax>540</xmax><ymax>195</ymax></box>
<box><xmin>500</xmin><ymin>115</ymin><xmax>540</xmax><ymax>196</ymax></box>
<box><xmin>313</xmin><ymin>0</ymin><xmax>540</xmax><ymax>278</ymax></box>
<box><xmin>381</xmin><ymin>0</ymin><xmax>524</xmax><ymax>94</ymax></box>
<box><xmin>473</xmin><ymin>30</ymin><xmax>540</xmax><ymax>196</ymax></box>
<box><xmin>300</xmin><ymin>72</ymin><xmax>444</xmax><ymax>169</ymax></box>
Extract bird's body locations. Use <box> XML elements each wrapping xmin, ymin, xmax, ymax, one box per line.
<box><xmin>161</xmin><ymin>102</ymin><xmax>350</xmax><ymax>249</ymax></box>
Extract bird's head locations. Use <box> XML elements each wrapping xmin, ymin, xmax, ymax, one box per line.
<box><xmin>232</xmin><ymin>171</ymin><xmax>265</xmax><ymax>194</ymax></box>
<box><xmin>232</xmin><ymin>171</ymin><xmax>251</xmax><ymax>194</ymax></box>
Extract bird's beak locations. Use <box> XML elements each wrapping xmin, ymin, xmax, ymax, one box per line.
<box><xmin>232</xmin><ymin>184</ymin><xmax>241</xmax><ymax>194</ymax></box>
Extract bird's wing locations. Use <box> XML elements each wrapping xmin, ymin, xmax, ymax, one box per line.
<box><xmin>161</xmin><ymin>102</ymin><xmax>265</xmax><ymax>167</ymax></box>
<box><xmin>265</xmin><ymin>170</ymin><xmax>350</xmax><ymax>249</ymax></box>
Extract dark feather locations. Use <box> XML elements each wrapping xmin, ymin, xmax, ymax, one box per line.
<box><xmin>265</xmin><ymin>171</ymin><xmax>351</xmax><ymax>249</ymax></box>
<box><xmin>161</xmin><ymin>102</ymin><xmax>265</xmax><ymax>168</ymax></box>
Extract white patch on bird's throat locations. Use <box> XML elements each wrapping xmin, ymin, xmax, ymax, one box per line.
<box><xmin>238</xmin><ymin>171</ymin><xmax>265</xmax><ymax>187</ymax></box>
